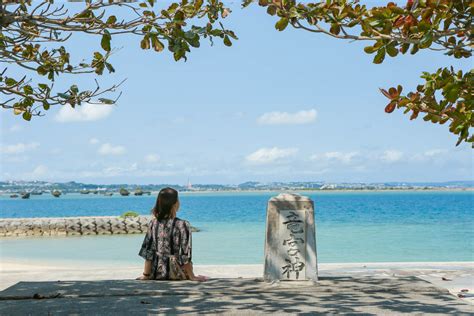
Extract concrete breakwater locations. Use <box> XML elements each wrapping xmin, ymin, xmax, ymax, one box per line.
<box><xmin>0</xmin><ymin>216</ymin><xmax>199</xmax><ymax>237</ymax></box>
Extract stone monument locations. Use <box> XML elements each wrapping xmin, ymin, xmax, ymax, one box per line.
<box><xmin>264</xmin><ymin>193</ymin><xmax>318</xmax><ymax>282</ymax></box>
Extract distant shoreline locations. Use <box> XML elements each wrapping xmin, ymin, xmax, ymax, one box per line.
<box><xmin>88</xmin><ymin>187</ymin><xmax>474</xmax><ymax>195</ymax></box>
<box><xmin>178</xmin><ymin>188</ymin><xmax>474</xmax><ymax>194</ymax></box>
<box><xmin>1</xmin><ymin>187</ymin><xmax>473</xmax><ymax>198</ymax></box>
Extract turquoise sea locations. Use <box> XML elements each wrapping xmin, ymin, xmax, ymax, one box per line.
<box><xmin>0</xmin><ymin>191</ymin><xmax>473</xmax><ymax>265</ymax></box>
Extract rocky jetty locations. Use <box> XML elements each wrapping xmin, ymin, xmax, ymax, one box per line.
<box><xmin>21</xmin><ymin>192</ymin><xmax>30</xmax><ymax>199</ymax></box>
<box><xmin>51</xmin><ymin>190</ymin><xmax>61</xmax><ymax>197</ymax></box>
<box><xmin>0</xmin><ymin>216</ymin><xmax>199</xmax><ymax>237</ymax></box>
<box><xmin>119</xmin><ymin>188</ymin><xmax>130</xmax><ymax>196</ymax></box>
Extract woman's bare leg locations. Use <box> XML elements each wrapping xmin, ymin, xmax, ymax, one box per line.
<box><xmin>136</xmin><ymin>260</ymin><xmax>152</xmax><ymax>280</ymax></box>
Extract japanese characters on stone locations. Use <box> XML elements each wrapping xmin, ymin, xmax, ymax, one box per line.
<box><xmin>280</xmin><ymin>210</ymin><xmax>306</xmax><ymax>280</ymax></box>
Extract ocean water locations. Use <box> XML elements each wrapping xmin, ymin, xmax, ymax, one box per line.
<box><xmin>0</xmin><ymin>191</ymin><xmax>473</xmax><ymax>265</ymax></box>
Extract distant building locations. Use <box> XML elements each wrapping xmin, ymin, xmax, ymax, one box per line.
<box><xmin>186</xmin><ymin>179</ymin><xmax>193</xmax><ymax>190</ymax></box>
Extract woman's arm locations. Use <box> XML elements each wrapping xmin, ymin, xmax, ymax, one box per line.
<box><xmin>179</xmin><ymin>221</ymin><xmax>207</xmax><ymax>281</ymax></box>
<box><xmin>182</xmin><ymin>262</ymin><xmax>207</xmax><ymax>281</ymax></box>
<box><xmin>137</xmin><ymin>220</ymin><xmax>155</xmax><ymax>281</ymax></box>
<box><xmin>182</xmin><ymin>263</ymin><xmax>195</xmax><ymax>279</ymax></box>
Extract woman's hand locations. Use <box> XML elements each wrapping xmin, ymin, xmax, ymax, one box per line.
<box><xmin>191</xmin><ymin>275</ymin><xmax>208</xmax><ymax>282</ymax></box>
<box><xmin>136</xmin><ymin>275</ymin><xmax>150</xmax><ymax>281</ymax></box>
<box><xmin>181</xmin><ymin>262</ymin><xmax>207</xmax><ymax>281</ymax></box>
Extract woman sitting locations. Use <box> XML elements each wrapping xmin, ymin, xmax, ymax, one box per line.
<box><xmin>137</xmin><ymin>187</ymin><xmax>207</xmax><ymax>281</ymax></box>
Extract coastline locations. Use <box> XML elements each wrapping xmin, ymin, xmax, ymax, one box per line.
<box><xmin>1</xmin><ymin>187</ymin><xmax>473</xmax><ymax>198</ymax></box>
<box><xmin>178</xmin><ymin>188</ymin><xmax>474</xmax><ymax>194</ymax></box>
<box><xmin>1</xmin><ymin>259</ymin><xmax>472</xmax><ymax>302</ymax></box>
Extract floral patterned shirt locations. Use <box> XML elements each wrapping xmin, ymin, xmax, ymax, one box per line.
<box><xmin>138</xmin><ymin>217</ymin><xmax>192</xmax><ymax>280</ymax></box>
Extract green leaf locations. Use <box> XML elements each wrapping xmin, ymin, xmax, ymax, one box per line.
<box><xmin>22</xmin><ymin>111</ymin><xmax>32</xmax><ymax>121</ymax></box>
<box><xmin>70</xmin><ymin>85</ymin><xmax>79</xmax><ymax>94</ymax></box>
<box><xmin>94</xmin><ymin>52</ymin><xmax>103</xmax><ymax>60</ymax></box>
<box><xmin>386</xmin><ymin>44</ymin><xmax>398</xmax><ymax>57</ymax></box>
<box><xmin>101</xmin><ymin>30</ymin><xmax>111</xmax><ymax>52</ymax></box>
<box><xmin>223</xmin><ymin>35</ymin><xmax>232</xmax><ymax>47</ymax></box>
<box><xmin>57</xmin><ymin>93</ymin><xmax>71</xmax><ymax>99</ymax></box>
<box><xmin>419</xmin><ymin>32</ymin><xmax>433</xmax><ymax>49</ymax></box>
<box><xmin>105</xmin><ymin>62</ymin><xmax>115</xmax><ymax>73</ymax></box>
<box><xmin>275</xmin><ymin>18</ymin><xmax>289</xmax><ymax>31</ymax></box>
<box><xmin>173</xmin><ymin>49</ymin><xmax>185</xmax><ymax>61</ymax></box>
<box><xmin>36</xmin><ymin>66</ymin><xmax>48</xmax><ymax>76</ymax></box>
<box><xmin>194</xmin><ymin>0</ymin><xmax>203</xmax><ymax>10</ymax></box>
<box><xmin>400</xmin><ymin>43</ymin><xmax>410</xmax><ymax>54</ymax></box>
<box><xmin>445</xmin><ymin>84</ymin><xmax>460</xmax><ymax>103</ymax></box>
<box><xmin>151</xmin><ymin>36</ymin><xmax>165</xmax><ymax>52</ymax></box>
<box><xmin>363</xmin><ymin>46</ymin><xmax>377</xmax><ymax>54</ymax></box>
<box><xmin>99</xmin><ymin>98</ymin><xmax>114</xmax><ymax>104</ymax></box>
<box><xmin>106</xmin><ymin>16</ymin><xmax>117</xmax><ymax>25</ymax></box>
<box><xmin>174</xmin><ymin>10</ymin><xmax>185</xmax><ymax>21</ymax></box>
<box><xmin>140</xmin><ymin>36</ymin><xmax>150</xmax><ymax>50</ymax></box>
<box><xmin>267</xmin><ymin>5</ymin><xmax>277</xmax><ymax>16</ymax></box>
<box><xmin>373</xmin><ymin>48</ymin><xmax>385</xmax><ymax>64</ymax></box>
<box><xmin>23</xmin><ymin>85</ymin><xmax>34</xmax><ymax>94</ymax></box>
<box><xmin>5</xmin><ymin>78</ymin><xmax>17</xmax><ymax>86</ymax></box>
<box><xmin>330</xmin><ymin>23</ymin><xmax>340</xmax><ymax>35</ymax></box>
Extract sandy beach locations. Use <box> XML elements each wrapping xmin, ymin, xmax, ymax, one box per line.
<box><xmin>1</xmin><ymin>259</ymin><xmax>472</xmax><ymax>305</ymax></box>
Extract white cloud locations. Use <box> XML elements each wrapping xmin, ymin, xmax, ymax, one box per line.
<box><xmin>102</xmin><ymin>163</ymin><xmax>138</xmax><ymax>177</ymax></box>
<box><xmin>78</xmin><ymin>163</ymin><xmax>141</xmax><ymax>178</ymax></box>
<box><xmin>423</xmin><ymin>149</ymin><xmax>447</xmax><ymax>157</ymax></box>
<box><xmin>1</xmin><ymin>142</ymin><xmax>39</xmax><ymax>154</ymax></box>
<box><xmin>144</xmin><ymin>154</ymin><xmax>160</xmax><ymax>163</ymax></box>
<box><xmin>380</xmin><ymin>150</ymin><xmax>403</xmax><ymax>163</ymax></box>
<box><xmin>311</xmin><ymin>151</ymin><xmax>358</xmax><ymax>164</ymax></box>
<box><xmin>14</xmin><ymin>164</ymin><xmax>50</xmax><ymax>180</ymax></box>
<box><xmin>9</xmin><ymin>125</ymin><xmax>22</xmax><ymax>132</ymax></box>
<box><xmin>234</xmin><ymin>112</ymin><xmax>245</xmax><ymax>119</ymax></box>
<box><xmin>55</xmin><ymin>103</ymin><xmax>113</xmax><ymax>122</ymax></box>
<box><xmin>98</xmin><ymin>143</ymin><xmax>126</xmax><ymax>156</ymax></box>
<box><xmin>172</xmin><ymin>117</ymin><xmax>186</xmax><ymax>124</ymax></box>
<box><xmin>3</xmin><ymin>155</ymin><xmax>29</xmax><ymax>163</ymax></box>
<box><xmin>257</xmin><ymin>109</ymin><xmax>317</xmax><ymax>125</ymax></box>
<box><xmin>32</xmin><ymin>165</ymin><xmax>48</xmax><ymax>177</ymax></box>
<box><xmin>89</xmin><ymin>138</ymin><xmax>100</xmax><ymax>145</ymax></box>
<box><xmin>245</xmin><ymin>147</ymin><xmax>298</xmax><ymax>164</ymax></box>
<box><xmin>411</xmin><ymin>149</ymin><xmax>449</xmax><ymax>162</ymax></box>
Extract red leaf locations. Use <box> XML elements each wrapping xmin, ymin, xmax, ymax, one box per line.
<box><xmin>379</xmin><ymin>88</ymin><xmax>392</xmax><ymax>99</ymax></box>
<box><xmin>388</xmin><ymin>87</ymin><xmax>398</xmax><ymax>98</ymax></box>
<box><xmin>394</xmin><ymin>16</ymin><xmax>405</xmax><ymax>28</ymax></box>
<box><xmin>385</xmin><ymin>101</ymin><xmax>397</xmax><ymax>113</ymax></box>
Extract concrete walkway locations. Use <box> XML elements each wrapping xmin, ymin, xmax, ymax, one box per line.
<box><xmin>1</xmin><ymin>277</ymin><xmax>473</xmax><ymax>315</ymax></box>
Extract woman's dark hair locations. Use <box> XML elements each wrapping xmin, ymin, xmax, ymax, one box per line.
<box><xmin>152</xmin><ymin>187</ymin><xmax>179</xmax><ymax>220</ymax></box>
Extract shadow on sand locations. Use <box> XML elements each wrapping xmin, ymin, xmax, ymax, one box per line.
<box><xmin>1</xmin><ymin>276</ymin><xmax>472</xmax><ymax>315</ymax></box>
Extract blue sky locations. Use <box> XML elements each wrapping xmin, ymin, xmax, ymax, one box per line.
<box><xmin>1</xmin><ymin>2</ymin><xmax>472</xmax><ymax>184</ymax></box>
